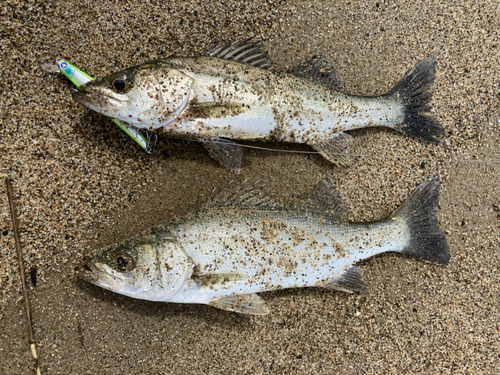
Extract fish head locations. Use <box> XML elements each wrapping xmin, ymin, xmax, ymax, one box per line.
<box><xmin>72</xmin><ymin>60</ymin><xmax>193</xmax><ymax>130</ymax></box>
<box><xmin>76</xmin><ymin>237</ymin><xmax>193</xmax><ymax>301</ymax></box>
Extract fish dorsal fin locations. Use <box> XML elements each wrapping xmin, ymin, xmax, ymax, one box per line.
<box><xmin>199</xmin><ymin>137</ymin><xmax>243</xmax><ymax>174</ymax></box>
<box><xmin>203</xmin><ymin>38</ymin><xmax>274</xmax><ymax>70</ymax></box>
<box><xmin>325</xmin><ymin>266</ymin><xmax>366</xmax><ymax>293</ymax></box>
<box><xmin>209</xmin><ymin>293</ymin><xmax>270</xmax><ymax>315</ymax></box>
<box><xmin>205</xmin><ymin>181</ymin><xmax>283</xmax><ymax>210</ymax></box>
<box><xmin>289</xmin><ymin>178</ymin><xmax>346</xmax><ymax>220</ymax></box>
<box><xmin>292</xmin><ymin>54</ymin><xmax>344</xmax><ymax>91</ymax></box>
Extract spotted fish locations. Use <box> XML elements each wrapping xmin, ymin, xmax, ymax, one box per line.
<box><xmin>76</xmin><ymin>177</ymin><xmax>449</xmax><ymax>315</ymax></box>
<box><xmin>71</xmin><ymin>40</ymin><xmax>444</xmax><ymax>173</ymax></box>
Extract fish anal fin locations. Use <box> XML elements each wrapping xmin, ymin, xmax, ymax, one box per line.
<box><xmin>292</xmin><ymin>54</ymin><xmax>344</xmax><ymax>91</ymax></box>
<box><xmin>312</xmin><ymin>132</ymin><xmax>352</xmax><ymax>167</ymax></box>
<box><xmin>203</xmin><ymin>39</ymin><xmax>274</xmax><ymax>71</ymax></box>
<box><xmin>289</xmin><ymin>178</ymin><xmax>346</xmax><ymax>219</ymax></box>
<box><xmin>325</xmin><ymin>266</ymin><xmax>366</xmax><ymax>293</ymax></box>
<box><xmin>200</xmin><ymin>137</ymin><xmax>243</xmax><ymax>174</ymax></box>
<box><xmin>209</xmin><ymin>294</ymin><xmax>270</xmax><ymax>315</ymax></box>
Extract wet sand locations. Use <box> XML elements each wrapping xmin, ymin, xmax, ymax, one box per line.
<box><xmin>1</xmin><ymin>1</ymin><xmax>499</xmax><ymax>373</ymax></box>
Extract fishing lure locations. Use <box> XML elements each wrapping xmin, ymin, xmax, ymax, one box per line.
<box><xmin>55</xmin><ymin>59</ymin><xmax>149</xmax><ymax>151</ymax></box>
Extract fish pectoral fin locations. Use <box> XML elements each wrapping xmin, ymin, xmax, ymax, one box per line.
<box><xmin>191</xmin><ymin>272</ymin><xmax>248</xmax><ymax>288</ymax></box>
<box><xmin>289</xmin><ymin>178</ymin><xmax>346</xmax><ymax>219</ymax></box>
<box><xmin>325</xmin><ymin>266</ymin><xmax>366</xmax><ymax>293</ymax></box>
<box><xmin>190</xmin><ymin>102</ymin><xmax>250</xmax><ymax>119</ymax></box>
<box><xmin>199</xmin><ymin>137</ymin><xmax>243</xmax><ymax>174</ymax></box>
<box><xmin>312</xmin><ymin>132</ymin><xmax>352</xmax><ymax>167</ymax></box>
<box><xmin>209</xmin><ymin>294</ymin><xmax>270</xmax><ymax>315</ymax></box>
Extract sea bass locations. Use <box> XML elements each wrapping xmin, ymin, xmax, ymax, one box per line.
<box><xmin>77</xmin><ymin>177</ymin><xmax>449</xmax><ymax>315</ymax></box>
<box><xmin>72</xmin><ymin>40</ymin><xmax>444</xmax><ymax>173</ymax></box>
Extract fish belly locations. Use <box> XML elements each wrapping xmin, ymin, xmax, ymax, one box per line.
<box><xmin>168</xmin><ymin>210</ymin><xmax>409</xmax><ymax>304</ymax></box>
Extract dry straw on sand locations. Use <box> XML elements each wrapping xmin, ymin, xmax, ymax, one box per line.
<box><xmin>6</xmin><ymin>179</ymin><xmax>41</xmax><ymax>375</ymax></box>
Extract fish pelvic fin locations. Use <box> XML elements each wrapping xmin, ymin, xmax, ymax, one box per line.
<box><xmin>209</xmin><ymin>294</ymin><xmax>270</xmax><ymax>315</ymax></box>
<box><xmin>199</xmin><ymin>137</ymin><xmax>243</xmax><ymax>174</ymax></box>
<box><xmin>391</xmin><ymin>176</ymin><xmax>449</xmax><ymax>264</ymax></box>
<box><xmin>384</xmin><ymin>56</ymin><xmax>445</xmax><ymax>144</ymax></box>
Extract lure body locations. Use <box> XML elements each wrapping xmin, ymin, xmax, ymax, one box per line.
<box><xmin>56</xmin><ymin>59</ymin><xmax>148</xmax><ymax>150</ymax></box>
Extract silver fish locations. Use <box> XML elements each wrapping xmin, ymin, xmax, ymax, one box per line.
<box><xmin>77</xmin><ymin>177</ymin><xmax>449</xmax><ymax>315</ymax></box>
<box><xmin>72</xmin><ymin>40</ymin><xmax>444</xmax><ymax>173</ymax></box>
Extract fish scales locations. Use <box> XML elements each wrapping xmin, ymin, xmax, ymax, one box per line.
<box><xmin>170</xmin><ymin>209</ymin><xmax>408</xmax><ymax>304</ymax></box>
<box><xmin>77</xmin><ymin>177</ymin><xmax>449</xmax><ymax>315</ymax></box>
<box><xmin>166</xmin><ymin>57</ymin><xmax>399</xmax><ymax>143</ymax></box>
<box><xmin>72</xmin><ymin>40</ymin><xmax>445</xmax><ymax>172</ymax></box>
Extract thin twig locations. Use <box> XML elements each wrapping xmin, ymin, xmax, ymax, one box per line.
<box><xmin>77</xmin><ymin>321</ymin><xmax>84</xmax><ymax>347</ymax></box>
<box><xmin>6</xmin><ymin>178</ymin><xmax>42</xmax><ymax>375</ymax></box>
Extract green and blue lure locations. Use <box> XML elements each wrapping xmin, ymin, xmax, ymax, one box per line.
<box><xmin>55</xmin><ymin>59</ymin><xmax>148</xmax><ymax>151</ymax></box>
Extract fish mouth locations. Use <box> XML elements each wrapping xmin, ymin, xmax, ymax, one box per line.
<box><xmin>75</xmin><ymin>258</ymin><xmax>124</xmax><ymax>291</ymax></box>
<box><xmin>72</xmin><ymin>88</ymin><xmax>125</xmax><ymax>114</ymax></box>
<box><xmin>74</xmin><ymin>255</ymin><xmax>112</xmax><ymax>284</ymax></box>
<box><xmin>72</xmin><ymin>91</ymin><xmax>99</xmax><ymax>111</ymax></box>
<box><xmin>74</xmin><ymin>259</ymin><xmax>101</xmax><ymax>283</ymax></box>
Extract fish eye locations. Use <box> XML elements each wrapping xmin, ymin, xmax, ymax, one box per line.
<box><xmin>113</xmin><ymin>79</ymin><xmax>127</xmax><ymax>91</ymax></box>
<box><xmin>111</xmin><ymin>247</ymin><xmax>135</xmax><ymax>272</ymax></box>
<box><xmin>116</xmin><ymin>256</ymin><xmax>128</xmax><ymax>268</ymax></box>
<box><xmin>108</xmin><ymin>73</ymin><xmax>131</xmax><ymax>93</ymax></box>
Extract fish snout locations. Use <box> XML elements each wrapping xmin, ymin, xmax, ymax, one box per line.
<box><xmin>71</xmin><ymin>90</ymin><xmax>93</xmax><ymax>107</ymax></box>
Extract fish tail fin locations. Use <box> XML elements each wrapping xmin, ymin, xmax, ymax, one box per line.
<box><xmin>384</xmin><ymin>56</ymin><xmax>445</xmax><ymax>144</ymax></box>
<box><xmin>391</xmin><ymin>176</ymin><xmax>449</xmax><ymax>264</ymax></box>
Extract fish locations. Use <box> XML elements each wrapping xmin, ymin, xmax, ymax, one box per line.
<box><xmin>71</xmin><ymin>39</ymin><xmax>445</xmax><ymax>173</ymax></box>
<box><xmin>76</xmin><ymin>177</ymin><xmax>449</xmax><ymax>315</ymax></box>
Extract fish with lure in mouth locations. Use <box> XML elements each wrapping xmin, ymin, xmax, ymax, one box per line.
<box><xmin>72</xmin><ymin>40</ymin><xmax>445</xmax><ymax>173</ymax></box>
<box><xmin>76</xmin><ymin>177</ymin><xmax>449</xmax><ymax>315</ymax></box>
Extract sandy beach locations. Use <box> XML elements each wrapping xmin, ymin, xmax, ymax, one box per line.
<box><xmin>1</xmin><ymin>1</ymin><xmax>499</xmax><ymax>373</ymax></box>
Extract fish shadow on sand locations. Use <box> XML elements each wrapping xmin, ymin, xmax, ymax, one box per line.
<box><xmin>70</xmin><ymin>110</ymin><xmax>148</xmax><ymax>156</ymax></box>
<box><xmin>73</xmin><ymin>276</ymin><xmax>257</xmax><ymax>327</ymax></box>
<box><xmin>70</xmin><ymin>110</ymin><xmax>222</xmax><ymax>168</ymax></box>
